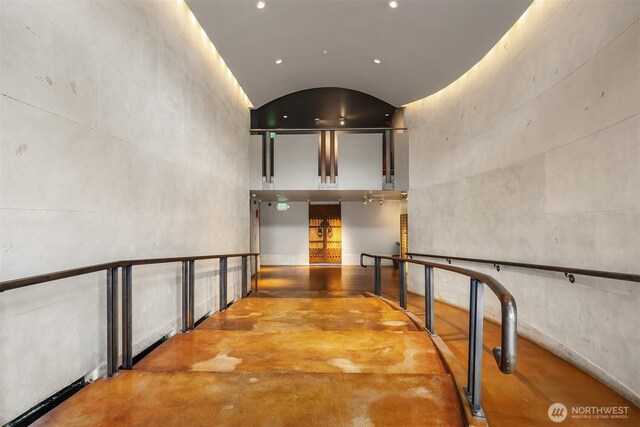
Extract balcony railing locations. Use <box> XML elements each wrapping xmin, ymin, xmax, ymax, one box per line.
<box><xmin>360</xmin><ymin>252</ymin><xmax>517</xmax><ymax>418</ymax></box>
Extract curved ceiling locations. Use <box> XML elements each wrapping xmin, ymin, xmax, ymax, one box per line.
<box><xmin>187</xmin><ymin>0</ymin><xmax>531</xmax><ymax>108</ymax></box>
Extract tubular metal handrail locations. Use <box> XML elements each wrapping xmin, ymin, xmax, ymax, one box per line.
<box><xmin>0</xmin><ymin>252</ymin><xmax>260</xmax><ymax>378</ymax></box>
<box><xmin>406</xmin><ymin>252</ymin><xmax>640</xmax><ymax>284</ymax></box>
<box><xmin>360</xmin><ymin>252</ymin><xmax>517</xmax><ymax>418</ymax></box>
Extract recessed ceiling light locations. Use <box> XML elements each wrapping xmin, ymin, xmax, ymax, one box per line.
<box><xmin>256</xmin><ymin>1</ymin><xmax>266</xmax><ymax>9</ymax></box>
<box><xmin>374</xmin><ymin>58</ymin><xmax>381</xmax><ymax>64</ymax></box>
<box><xmin>389</xmin><ymin>1</ymin><xmax>398</xmax><ymax>8</ymax></box>
<box><xmin>323</xmin><ymin>50</ymin><xmax>328</xmax><ymax>54</ymax></box>
<box><xmin>283</xmin><ymin>115</ymin><xmax>288</xmax><ymax>118</ymax></box>
<box><xmin>385</xmin><ymin>113</ymin><xmax>390</xmax><ymax>117</ymax></box>
<box><xmin>275</xmin><ymin>58</ymin><xmax>283</xmax><ymax>64</ymax></box>
<box><xmin>339</xmin><ymin>117</ymin><xmax>345</xmax><ymax>126</ymax></box>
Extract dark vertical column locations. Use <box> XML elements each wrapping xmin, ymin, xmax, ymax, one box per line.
<box><xmin>329</xmin><ymin>130</ymin><xmax>336</xmax><ymax>183</ymax></box>
<box><xmin>241</xmin><ymin>256</ymin><xmax>248</xmax><ymax>298</ymax></box>
<box><xmin>424</xmin><ymin>266</ymin><xmax>434</xmax><ymax>334</ymax></box>
<box><xmin>188</xmin><ymin>260</ymin><xmax>195</xmax><ymax>329</ymax></box>
<box><xmin>254</xmin><ymin>255</ymin><xmax>259</xmax><ymax>293</ymax></box>
<box><xmin>374</xmin><ymin>257</ymin><xmax>382</xmax><ymax>296</ymax></box>
<box><xmin>106</xmin><ymin>267</ymin><xmax>118</xmax><ymax>377</ymax></box>
<box><xmin>219</xmin><ymin>257</ymin><xmax>228</xmax><ymax>311</ymax></box>
<box><xmin>121</xmin><ymin>266</ymin><xmax>133</xmax><ymax>370</ymax></box>
<box><xmin>319</xmin><ymin>131</ymin><xmax>327</xmax><ymax>183</ymax></box>
<box><xmin>261</xmin><ymin>132</ymin><xmax>267</xmax><ymax>179</ymax></box>
<box><xmin>181</xmin><ymin>261</ymin><xmax>189</xmax><ymax>333</ymax></box>
<box><xmin>269</xmin><ymin>133</ymin><xmax>275</xmax><ymax>183</ymax></box>
<box><xmin>469</xmin><ymin>280</ymin><xmax>485</xmax><ymax>416</ymax></box>
<box><xmin>399</xmin><ymin>261</ymin><xmax>407</xmax><ymax>309</ymax></box>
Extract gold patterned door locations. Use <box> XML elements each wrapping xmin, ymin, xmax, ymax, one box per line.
<box><xmin>309</xmin><ymin>204</ymin><xmax>342</xmax><ymax>264</ymax></box>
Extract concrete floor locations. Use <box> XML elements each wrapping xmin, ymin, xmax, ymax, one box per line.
<box><xmin>35</xmin><ymin>268</ymin><xmax>464</xmax><ymax>426</ymax></box>
<box><xmin>34</xmin><ymin>265</ymin><xmax>638</xmax><ymax>426</ymax></box>
<box><xmin>256</xmin><ymin>266</ymin><xmax>640</xmax><ymax>426</ymax></box>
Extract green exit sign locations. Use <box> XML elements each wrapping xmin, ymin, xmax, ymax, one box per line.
<box><xmin>270</xmin><ymin>132</ymin><xmax>276</xmax><ymax>139</ymax></box>
<box><xmin>276</xmin><ymin>203</ymin><xmax>289</xmax><ymax>211</ymax></box>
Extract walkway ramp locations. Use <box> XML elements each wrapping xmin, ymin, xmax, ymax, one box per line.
<box><xmin>35</xmin><ymin>295</ymin><xmax>463</xmax><ymax>426</ymax></box>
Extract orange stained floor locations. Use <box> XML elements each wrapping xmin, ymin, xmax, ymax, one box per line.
<box><xmin>34</xmin><ymin>265</ymin><xmax>638</xmax><ymax>426</ymax></box>
<box><xmin>256</xmin><ymin>266</ymin><xmax>640</xmax><ymax>426</ymax></box>
<box><xmin>35</xmin><ymin>269</ymin><xmax>463</xmax><ymax>426</ymax></box>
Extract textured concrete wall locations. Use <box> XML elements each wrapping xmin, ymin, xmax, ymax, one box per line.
<box><xmin>0</xmin><ymin>0</ymin><xmax>250</xmax><ymax>422</ymax></box>
<box><xmin>406</xmin><ymin>0</ymin><xmax>639</xmax><ymax>404</ymax></box>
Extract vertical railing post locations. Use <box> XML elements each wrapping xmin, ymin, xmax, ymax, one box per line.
<box><xmin>188</xmin><ymin>260</ymin><xmax>195</xmax><ymax>329</ymax></box>
<box><xmin>219</xmin><ymin>257</ymin><xmax>228</xmax><ymax>311</ymax></box>
<box><xmin>253</xmin><ymin>255</ymin><xmax>259</xmax><ymax>293</ymax></box>
<box><xmin>106</xmin><ymin>267</ymin><xmax>118</xmax><ymax>377</ymax></box>
<box><xmin>241</xmin><ymin>256</ymin><xmax>248</xmax><ymax>298</ymax></box>
<box><xmin>399</xmin><ymin>260</ymin><xmax>407</xmax><ymax>309</ymax></box>
<box><xmin>374</xmin><ymin>257</ymin><xmax>381</xmax><ymax>296</ymax></box>
<box><xmin>465</xmin><ymin>278</ymin><xmax>486</xmax><ymax>417</ymax></box>
<box><xmin>181</xmin><ymin>261</ymin><xmax>189</xmax><ymax>333</ymax></box>
<box><xmin>424</xmin><ymin>266</ymin><xmax>434</xmax><ymax>334</ymax></box>
<box><xmin>121</xmin><ymin>265</ymin><xmax>133</xmax><ymax>370</ymax></box>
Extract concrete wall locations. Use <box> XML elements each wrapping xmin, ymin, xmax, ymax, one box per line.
<box><xmin>406</xmin><ymin>0</ymin><xmax>639</xmax><ymax>404</ymax></box>
<box><xmin>260</xmin><ymin>202</ymin><xmax>309</xmax><ymax>265</ymax></box>
<box><xmin>0</xmin><ymin>0</ymin><xmax>250</xmax><ymax>422</ymax></box>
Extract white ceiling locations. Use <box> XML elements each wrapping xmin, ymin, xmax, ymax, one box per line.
<box><xmin>187</xmin><ymin>0</ymin><xmax>531</xmax><ymax>107</ymax></box>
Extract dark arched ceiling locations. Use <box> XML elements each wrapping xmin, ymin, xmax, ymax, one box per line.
<box><xmin>187</xmin><ymin>0</ymin><xmax>531</xmax><ymax>107</ymax></box>
<box><xmin>250</xmin><ymin>87</ymin><xmax>397</xmax><ymax>130</ymax></box>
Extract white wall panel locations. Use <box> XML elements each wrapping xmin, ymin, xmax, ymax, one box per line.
<box><xmin>273</xmin><ymin>134</ymin><xmax>318</xmax><ymax>190</ymax></box>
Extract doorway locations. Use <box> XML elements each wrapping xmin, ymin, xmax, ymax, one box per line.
<box><xmin>309</xmin><ymin>204</ymin><xmax>342</xmax><ymax>264</ymax></box>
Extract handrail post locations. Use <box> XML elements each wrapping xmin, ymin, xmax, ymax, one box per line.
<box><xmin>374</xmin><ymin>257</ymin><xmax>381</xmax><ymax>296</ymax></box>
<box><xmin>219</xmin><ymin>257</ymin><xmax>228</xmax><ymax>311</ymax></box>
<box><xmin>399</xmin><ymin>260</ymin><xmax>407</xmax><ymax>309</ymax></box>
<box><xmin>106</xmin><ymin>267</ymin><xmax>118</xmax><ymax>377</ymax></box>
<box><xmin>254</xmin><ymin>255</ymin><xmax>259</xmax><ymax>293</ymax></box>
<box><xmin>465</xmin><ymin>278</ymin><xmax>486</xmax><ymax>417</ymax></box>
<box><xmin>188</xmin><ymin>260</ymin><xmax>195</xmax><ymax>329</ymax></box>
<box><xmin>181</xmin><ymin>261</ymin><xmax>189</xmax><ymax>333</ymax></box>
<box><xmin>425</xmin><ymin>266</ymin><xmax>434</xmax><ymax>334</ymax></box>
<box><xmin>241</xmin><ymin>256</ymin><xmax>248</xmax><ymax>298</ymax></box>
<box><xmin>121</xmin><ymin>265</ymin><xmax>133</xmax><ymax>370</ymax></box>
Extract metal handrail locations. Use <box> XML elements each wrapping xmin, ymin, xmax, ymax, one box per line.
<box><xmin>0</xmin><ymin>252</ymin><xmax>259</xmax><ymax>292</ymax></box>
<box><xmin>406</xmin><ymin>252</ymin><xmax>640</xmax><ymax>284</ymax></box>
<box><xmin>360</xmin><ymin>252</ymin><xmax>517</xmax><ymax>418</ymax></box>
<box><xmin>0</xmin><ymin>252</ymin><xmax>260</xmax><ymax>378</ymax></box>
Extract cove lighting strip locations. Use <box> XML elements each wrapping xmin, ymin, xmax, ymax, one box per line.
<box><xmin>177</xmin><ymin>0</ymin><xmax>253</xmax><ymax>108</ymax></box>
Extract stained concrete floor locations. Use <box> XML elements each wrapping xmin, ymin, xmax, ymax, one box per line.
<box><xmin>255</xmin><ymin>266</ymin><xmax>640</xmax><ymax>426</ymax></box>
<box><xmin>35</xmin><ymin>270</ymin><xmax>464</xmax><ymax>426</ymax></box>
<box><xmin>34</xmin><ymin>265</ymin><xmax>638</xmax><ymax>426</ymax></box>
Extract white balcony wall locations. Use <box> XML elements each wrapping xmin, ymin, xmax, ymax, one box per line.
<box><xmin>337</xmin><ymin>133</ymin><xmax>382</xmax><ymax>190</ymax></box>
<box><xmin>273</xmin><ymin>134</ymin><xmax>318</xmax><ymax>190</ymax></box>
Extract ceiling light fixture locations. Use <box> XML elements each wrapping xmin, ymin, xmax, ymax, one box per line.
<box><xmin>283</xmin><ymin>115</ymin><xmax>288</xmax><ymax>118</ymax></box>
<box><xmin>323</xmin><ymin>50</ymin><xmax>328</xmax><ymax>54</ymax></box>
<box><xmin>256</xmin><ymin>1</ymin><xmax>266</xmax><ymax>9</ymax></box>
<box><xmin>374</xmin><ymin>58</ymin><xmax>381</xmax><ymax>64</ymax></box>
<box><xmin>339</xmin><ymin>116</ymin><xmax>345</xmax><ymax>126</ymax></box>
<box><xmin>275</xmin><ymin>58</ymin><xmax>283</xmax><ymax>64</ymax></box>
<box><xmin>315</xmin><ymin>118</ymin><xmax>320</xmax><ymax>125</ymax></box>
<box><xmin>389</xmin><ymin>1</ymin><xmax>398</xmax><ymax>9</ymax></box>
